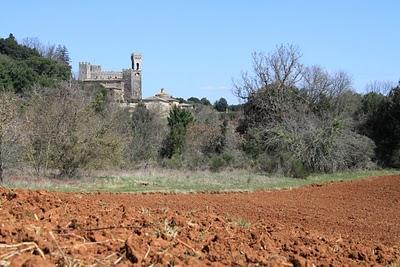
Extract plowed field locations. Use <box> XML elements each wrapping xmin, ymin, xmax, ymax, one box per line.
<box><xmin>0</xmin><ymin>175</ymin><xmax>399</xmax><ymax>266</ymax></box>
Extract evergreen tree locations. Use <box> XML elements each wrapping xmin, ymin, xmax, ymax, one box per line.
<box><xmin>214</xmin><ymin>97</ymin><xmax>228</xmax><ymax>112</ymax></box>
<box><xmin>160</xmin><ymin>106</ymin><xmax>194</xmax><ymax>158</ymax></box>
<box><xmin>359</xmin><ymin>85</ymin><xmax>400</xmax><ymax>167</ymax></box>
<box><xmin>187</xmin><ymin>97</ymin><xmax>201</xmax><ymax>104</ymax></box>
<box><xmin>200</xmin><ymin>97</ymin><xmax>211</xmax><ymax>106</ymax></box>
<box><xmin>91</xmin><ymin>86</ymin><xmax>108</xmax><ymax>113</ymax></box>
<box><xmin>55</xmin><ymin>45</ymin><xmax>70</xmax><ymax>66</ymax></box>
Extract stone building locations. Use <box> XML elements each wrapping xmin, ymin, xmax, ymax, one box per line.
<box><xmin>79</xmin><ymin>53</ymin><xmax>142</xmax><ymax>103</ymax></box>
<box><xmin>79</xmin><ymin>53</ymin><xmax>192</xmax><ymax>114</ymax></box>
<box><xmin>143</xmin><ymin>88</ymin><xmax>193</xmax><ymax>115</ymax></box>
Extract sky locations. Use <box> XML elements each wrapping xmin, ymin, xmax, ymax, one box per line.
<box><xmin>1</xmin><ymin>0</ymin><xmax>399</xmax><ymax>104</ymax></box>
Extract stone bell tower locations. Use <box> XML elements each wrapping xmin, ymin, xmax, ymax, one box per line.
<box><xmin>122</xmin><ymin>53</ymin><xmax>142</xmax><ymax>102</ymax></box>
<box><xmin>132</xmin><ymin>53</ymin><xmax>142</xmax><ymax>71</ymax></box>
<box><xmin>131</xmin><ymin>53</ymin><xmax>142</xmax><ymax>100</ymax></box>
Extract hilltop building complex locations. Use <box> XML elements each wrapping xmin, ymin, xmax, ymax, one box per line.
<box><xmin>79</xmin><ymin>53</ymin><xmax>142</xmax><ymax>103</ymax></box>
<box><xmin>79</xmin><ymin>53</ymin><xmax>191</xmax><ymax>113</ymax></box>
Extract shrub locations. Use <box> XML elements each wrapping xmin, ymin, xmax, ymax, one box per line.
<box><xmin>222</xmin><ymin>152</ymin><xmax>234</xmax><ymax>165</ymax></box>
<box><xmin>185</xmin><ymin>123</ymin><xmax>222</xmax><ymax>156</ymax></box>
<box><xmin>287</xmin><ymin>159</ymin><xmax>309</xmax><ymax>179</ymax></box>
<box><xmin>209</xmin><ymin>155</ymin><xmax>226</xmax><ymax>172</ymax></box>
<box><xmin>129</xmin><ymin>103</ymin><xmax>166</xmax><ymax>163</ymax></box>
<box><xmin>161</xmin><ymin>154</ymin><xmax>184</xmax><ymax>169</ymax></box>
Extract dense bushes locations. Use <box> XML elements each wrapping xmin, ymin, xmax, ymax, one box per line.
<box><xmin>23</xmin><ymin>84</ymin><xmax>123</xmax><ymax>177</ymax></box>
<box><xmin>358</xmin><ymin>86</ymin><xmax>400</xmax><ymax>167</ymax></box>
<box><xmin>0</xmin><ymin>42</ymin><xmax>398</xmax><ymax>180</ymax></box>
<box><xmin>129</xmin><ymin>103</ymin><xmax>166</xmax><ymax>163</ymax></box>
<box><xmin>234</xmin><ymin>45</ymin><xmax>377</xmax><ymax>176</ymax></box>
<box><xmin>0</xmin><ymin>79</ymin><xmax>396</xmax><ymax>179</ymax></box>
<box><xmin>0</xmin><ymin>83</ymin><xmax>242</xmax><ymax>178</ymax></box>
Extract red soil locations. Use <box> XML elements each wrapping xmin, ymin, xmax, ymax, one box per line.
<box><xmin>0</xmin><ymin>175</ymin><xmax>399</xmax><ymax>266</ymax></box>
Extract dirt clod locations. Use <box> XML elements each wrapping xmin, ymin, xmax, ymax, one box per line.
<box><xmin>0</xmin><ymin>175</ymin><xmax>399</xmax><ymax>266</ymax></box>
<box><xmin>125</xmin><ymin>236</ymin><xmax>140</xmax><ymax>263</ymax></box>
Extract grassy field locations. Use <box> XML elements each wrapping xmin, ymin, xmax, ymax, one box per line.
<box><xmin>3</xmin><ymin>168</ymin><xmax>399</xmax><ymax>193</ymax></box>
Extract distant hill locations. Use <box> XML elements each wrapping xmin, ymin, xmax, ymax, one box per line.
<box><xmin>0</xmin><ymin>33</ymin><xmax>71</xmax><ymax>93</ymax></box>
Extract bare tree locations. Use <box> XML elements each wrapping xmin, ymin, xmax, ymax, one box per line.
<box><xmin>365</xmin><ymin>80</ymin><xmax>395</xmax><ymax>95</ymax></box>
<box><xmin>22</xmin><ymin>37</ymin><xmax>58</xmax><ymax>60</ymax></box>
<box><xmin>301</xmin><ymin>65</ymin><xmax>332</xmax><ymax>104</ymax></box>
<box><xmin>302</xmin><ymin>66</ymin><xmax>353</xmax><ymax>116</ymax></box>
<box><xmin>330</xmin><ymin>71</ymin><xmax>353</xmax><ymax>115</ymax></box>
<box><xmin>22</xmin><ymin>37</ymin><xmax>45</xmax><ymax>54</ymax></box>
<box><xmin>234</xmin><ymin>44</ymin><xmax>303</xmax><ymax>100</ymax></box>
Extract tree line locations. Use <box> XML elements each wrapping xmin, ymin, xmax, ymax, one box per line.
<box><xmin>0</xmin><ymin>37</ymin><xmax>399</xmax><ymax>181</ymax></box>
<box><xmin>234</xmin><ymin>45</ymin><xmax>399</xmax><ymax>176</ymax></box>
<box><xmin>0</xmin><ymin>34</ymin><xmax>71</xmax><ymax>93</ymax></box>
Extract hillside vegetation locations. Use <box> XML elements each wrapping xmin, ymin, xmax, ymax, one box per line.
<box><xmin>0</xmin><ymin>35</ymin><xmax>399</xmax><ymax>183</ymax></box>
<box><xmin>0</xmin><ymin>34</ymin><xmax>71</xmax><ymax>93</ymax></box>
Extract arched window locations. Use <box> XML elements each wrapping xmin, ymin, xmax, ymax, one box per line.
<box><xmin>136</xmin><ymin>63</ymin><xmax>140</xmax><ymax>70</ymax></box>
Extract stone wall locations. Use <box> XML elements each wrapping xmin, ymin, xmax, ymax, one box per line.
<box><xmin>93</xmin><ymin>71</ymin><xmax>123</xmax><ymax>80</ymax></box>
<box><xmin>79</xmin><ymin>62</ymin><xmax>123</xmax><ymax>81</ymax></box>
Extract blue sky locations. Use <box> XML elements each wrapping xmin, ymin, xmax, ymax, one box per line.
<box><xmin>1</xmin><ymin>1</ymin><xmax>399</xmax><ymax>104</ymax></box>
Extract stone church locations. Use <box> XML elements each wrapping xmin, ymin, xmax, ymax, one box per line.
<box><xmin>78</xmin><ymin>53</ymin><xmax>192</xmax><ymax>113</ymax></box>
